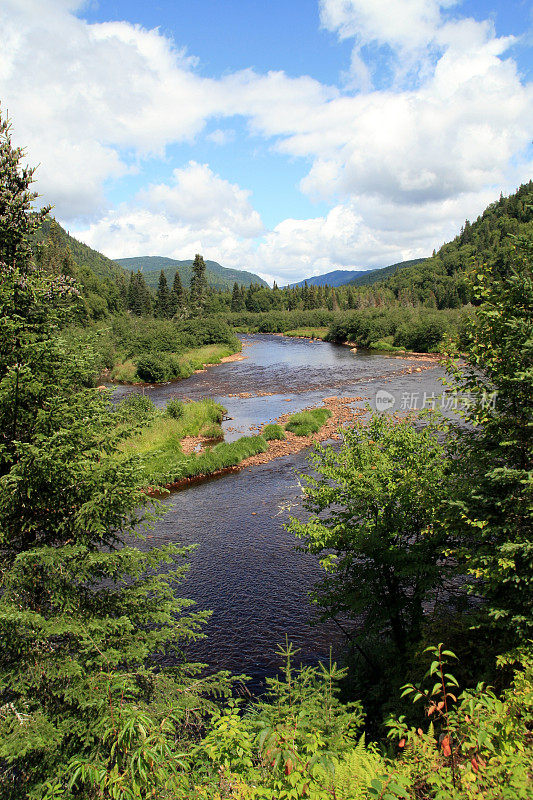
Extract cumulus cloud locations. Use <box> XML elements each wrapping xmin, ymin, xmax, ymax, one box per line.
<box><xmin>138</xmin><ymin>162</ymin><xmax>264</xmax><ymax>237</ymax></box>
<box><xmin>76</xmin><ymin>161</ymin><xmax>263</xmax><ymax>274</ymax></box>
<box><xmin>0</xmin><ymin>0</ymin><xmax>531</xmax><ymax>282</ymax></box>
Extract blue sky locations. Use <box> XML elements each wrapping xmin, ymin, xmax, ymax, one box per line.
<box><xmin>1</xmin><ymin>0</ymin><xmax>532</xmax><ymax>283</ymax></box>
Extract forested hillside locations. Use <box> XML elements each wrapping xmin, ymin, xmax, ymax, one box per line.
<box><xmin>348</xmin><ymin>257</ymin><xmax>426</xmax><ymax>287</ymax></box>
<box><xmin>116</xmin><ymin>255</ymin><xmax>268</xmax><ymax>290</ymax></box>
<box><xmin>366</xmin><ymin>181</ymin><xmax>533</xmax><ymax>306</ymax></box>
<box><xmin>288</xmin><ymin>268</ymin><xmax>373</xmax><ymax>288</ymax></box>
<box><xmin>33</xmin><ymin>217</ymin><xmax>122</xmax><ymax>280</ymax></box>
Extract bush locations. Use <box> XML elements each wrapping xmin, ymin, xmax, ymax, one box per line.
<box><xmin>116</xmin><ymin>393</ymin><xmax>157</xmax><ymax>421</ymax></box>
<box><xmin>135</xmin><ymin>353</ymin><xmax>172</xmax><ymax>383</ymax></box>
<box><xmin>285</xmin><ymin>407</ymin><xmax>332</xmax><ymax>436</ymax></box>
<box><xmin>165</xmin><ymin>398</ymin><xmax>184</xmax><ymax>419</ymax></box>
<box><xmin>263</xmin><ymin>423</ymin><xmax>286</xmax><ymax>440</ymax></box>
<box><xmin>393</xmin><ymin>316</ymin><xmax>446</xmax><ymax>352</ymax></box>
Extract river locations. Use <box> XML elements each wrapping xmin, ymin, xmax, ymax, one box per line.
<box><xmin>115</xmin><ymin>334</ymin><xmax>448</xmax><ymax>688</ymax></box>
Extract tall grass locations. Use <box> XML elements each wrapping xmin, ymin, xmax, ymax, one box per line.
<box><xmin>262</xmin><ymin>423</ymin><xmax>286</xmax><ymax>440</ymax></box>
<box><xmin>112</xmin><ymin>342</ymin><xmax>241</xmax><ymax>384</ymax></box>
<box><xmin>159</xmin><ymin>435</ymin><xmax>268</xmax><ymax>483</ymax></box>
<box><xmin>284</xmin><ymin>327</ymin><xmax>329</xmax><ymax>339</ymax></box>
<box><xmin>285</xmin><ymin>407</ymin><xmax>332</xmax><ymax>436</ymax></box>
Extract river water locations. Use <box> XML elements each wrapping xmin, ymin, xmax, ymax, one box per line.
<box><xmin>115</xmin><ymin>335</ymin><xmax>448</xmax><ymax>687</ymax></box>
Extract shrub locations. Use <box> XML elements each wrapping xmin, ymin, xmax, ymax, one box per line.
<box><xmin>165</xmin><ymin>398</ymin><xmax>184</xmax><ymax>419</ymax></box>
<box><xmin>393</xmin><ymin>316</ymin><xmax>446</xmax><ymax>352</ymax></box>
<box><xmin>285</xmin><ymin>407</ymin><xmax>332</xmax><ymax>436</ymax></box>
<box><xmin>116</xmin><ymin>393</ymin><xmax>157</xmax><ymax>421</ymax></box>
<box><xmin>135</xmin><ymin>353</ymin><xmax>171</xmax><ymax>383</ymax></box>
<box><xmin>263</xmin><ymin>423</ymin><xmax>286</xmax><ymax>440</ymax></box>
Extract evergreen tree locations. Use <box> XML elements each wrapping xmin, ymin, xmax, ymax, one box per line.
<box><xmin>445</xmin><ymin>233</ymin><xmax>533</xmax><ymax>649</ymax></box>
<box><xmin>127</xmin><ymin>270</ymin><xmax>152</xmax><ymax>316</ymax></box>
<box><xmin>230</xmin><ymin>281</ymin><xmax>244</xmax><ymax>311</ymax></box>
<box><xmin>189</xmin><ymin>253</ymin><xmax>207</xmax><ymax>308</ymax></box>
<box><xmin>154</xmin><ymin>269</ymin><xmax>171</xmax><ymax>317</ymax></box>
<box><xmin>346</xmin><ymin>286</ymin><xmax>355</xmax><ymax>309</ymax></box>
<box><xmin>169</xmin><ymin>269</ymin><xmax>185</xmax><ymax>315</ymax></box>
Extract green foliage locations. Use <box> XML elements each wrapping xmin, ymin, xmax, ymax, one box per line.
<box><xmin>190</xmin><ymin>253</ymin><xmax>208</xmax><ymax>309</ymax></box>
<box><xmin>115</xmin><ymin>254</ymin><xmax>268</xmax><ymax>292</ymax></box>
<box><xmin>201</xmin><ymin>423</ymin><xmax>224</xmax><ymax>440</ymax></box>
<box><xmin>326</xmin><ymin>307</ymin><xmax>460</xmax><ymax>352</ymax></box>
<box><xmin>116</xmin><ymin>392</ymin><xmax>158</xmax><ymax>422</ymax></box>
<box><xmin>288</xmin><ymin>414</ymin><xmax>449</xmax><ymax>656</ymax></box>
<box><xmin>284</xmin><ymin>407</ymin><xmax>332</xmax><ymax>436</ymax></box>
<box><xmin>262</xmin><ymin>424</ymin><xmax>286</xmax><ymax>441</ymax></box>
<box><xmin>443</xmin><ymin>232</ymin><xmax>533</xmax><ymax>648</ymax></box>
<box><xmin>166</xmin><ymin>397</ymin><xmax>185</xmax><ymax>419</ymax></box>
<box><xmin>0</xmin><ymin>105</ymin><xmax>214</xmax><ymax>799</ymax></box>
<box><xmin>383</xmin><ymin>645</ymin><xmax>533</xmax><ymax>800</ymax></box>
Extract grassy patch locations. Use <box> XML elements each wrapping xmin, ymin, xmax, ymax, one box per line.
<box><xmin>119</xmin><ymin>397</ymin><xmax>268</xmax><ymax>485</ymax></box>
<box><xmin>111</xmin><ymin>359</ymin><xmax>137</xmax><ymax>382</ymax></box>
<box><xmin>285</xmin><ymin>407</ymin><xmax>332</xmax><ymax>437</ymax></box>
<box><xmin>263</xmin><ymin>423</ymin><xmax>286</xmax><ymax>441</ymax></box>
<box><xmin>368</xmin><ymin>337</ymin><xmax>407</xmax><ymax>352</ymax></box>
<box><xmin>160</xmin><ymin>435</ymin><xmax>268</xmax><ymax>484</ymax></box>
<box><xmin>284</xmin><ymin>327</ymin><xmax>329</xmax><ymax>339</ymax></box>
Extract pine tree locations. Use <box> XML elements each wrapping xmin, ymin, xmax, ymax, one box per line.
<box><xmin>155</xmin><ymin>269</ymin><xmax>171</xmax><ymax>317</ymax></box>
<box><xmin>169</xmin><ymin>269</ymin><xmax>185</xmax><ymax>315</ymax></box>
<box><xmin>189</xmin><ymin>253</ymin><xmax>207</xmax><ymax>309</ymax></box>
<box><xmin>230</xmin><ymin>281</ymin><xmax>244</xmax><ymax>311</ymax></box>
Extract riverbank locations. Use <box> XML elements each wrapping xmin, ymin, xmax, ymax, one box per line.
<box><xmin>107</xmin><ymin>341</ymin><xmax>245</xmax><ymax>384</ymax></box>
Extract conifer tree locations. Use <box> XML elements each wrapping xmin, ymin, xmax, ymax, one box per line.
<box><xmin>155</xmin><ymin>269</ymin><xmax>171</xmax><ymax>317</ymax></box>
<box><xmin>231</xmin><ymin>280</ymin><xmax>244</xmax><ymax>311</ymax></box>
<box><xmin>127</xmin><ymin>270</ymin><xmax>152</xmax><ymax>315</ymax></box>
<box><xmin>189</xmin><ymin>252</ymin><xmax>207</xmax><ymax>308</ymax></box>
<box><xmin>169</xmin><ymin>269</ymin><xmax>185</xmax><ymax>315</ymax></box>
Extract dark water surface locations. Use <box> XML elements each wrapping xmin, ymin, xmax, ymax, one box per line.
<box><xmin>118</xmin><ymin>335</ymin><xmax>447</xmax><ymax>684</ymax></box>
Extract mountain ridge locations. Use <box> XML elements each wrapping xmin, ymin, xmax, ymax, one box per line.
<box><xmin>116</xmin><ymin>255</ymin><xmax>268</xmax><ymax>290</ymax></box>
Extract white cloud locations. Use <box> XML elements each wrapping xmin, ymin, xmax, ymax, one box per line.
<box><xmin>1</xmin><ymin>0</ymin><xmax>531</xmax><ymax>283</ymax></box>
<box><xmin>75</xmin><ymin>161</ymin><xmax>263</xmax><ymax>273</ymax></box>
<box><xmin>138</xmin><ymin>161</ymin><xmax>264</xmax><ymax>237</ymax></box>
<box><xmin>319</xmin><ymin>0</ymin><xmax>456</xmax><ymax>52</ymax></box>
<box><xmin>206</xmin><ymin>128</ymin><xmax>236</xmax><ymax>145</ymax></box>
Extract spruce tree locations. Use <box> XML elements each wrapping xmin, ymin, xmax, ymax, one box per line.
<box><xmin>231</xmin><ymin>281</ymin><xmax>243</xmax><ymax>311</ymax></box>
<box><xmin>169</xmin><ymin>269</ymin><xmax>185</xmax><ymax>315</ymax></box>
<box><xmin>189</xmin><ymin>253</ymin><xmax>207</xmax><ymax>309</ymax></box>
<box><xmin>155</xmin><ymin>268</ymin><xmax>171</xmax><ymax>317</ymax></box>
<box><xmin>128</xmin><ymin>270</ymin><xmax>152</xmax><ymax>316</ymax></box>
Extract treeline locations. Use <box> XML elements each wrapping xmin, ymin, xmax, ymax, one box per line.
<box><xmin>35</xmin><ymin>182</ymin><xmax>533</xmax><ymax>328</ymax></box>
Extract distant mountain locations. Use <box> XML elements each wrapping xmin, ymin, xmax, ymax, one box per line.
<box><xmin>34</xmin><ymin>218</ymin><xmax>123</xmax><ymax>280</ymax></box>
<box><xmin>287</xmin><ymin>260</ymin><xmax>427</xmax><ymax>290</ymax></box>
<box><xmin>348</xmin><ymin>258</ymin><xmax>427</xmax><ymax>287</ymax></box>
<box><xmin>115</xmin><ymin>256</ymin><xmax>268</xmax><ymax>290</ymax></box>
<box><xmin>287</xmin><ymin>269</ymin><xmax>374</xmax><ymax>288</ymax></box>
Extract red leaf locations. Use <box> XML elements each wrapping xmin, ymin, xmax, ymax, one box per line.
<box><xmin>441</xmin><ymin>736</ymin><xmax>451</xmax><ymax>757</ymax></box>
